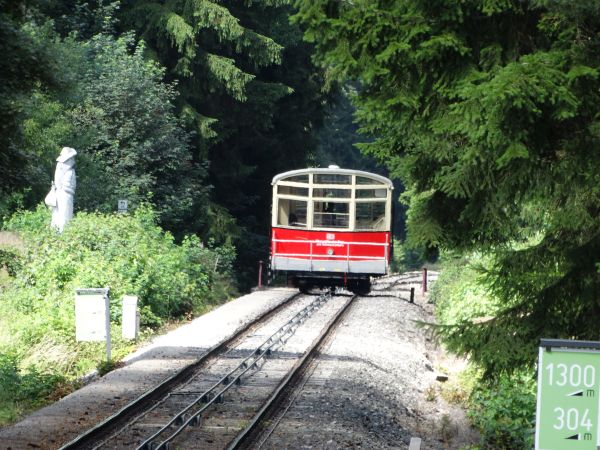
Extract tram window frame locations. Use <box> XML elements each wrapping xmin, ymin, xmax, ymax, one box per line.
<box><xmin>355</xmin><ymin>201</ymin><xmax>387</xmax><ymax>231</ymax></box>
<box><xmin>314</xmin><ymin>174</ymin><xmax>351</xmax><ymax>185</ymax></box>
<box><xmin>355</xmin><ymin>188</ymin><xmax>387</xmax><ymax>199</ymax></box>
<box><xmin>356</xmin><ymin>176</ymin><xmax>385</xmax><ymax>185</ymax></box>
<box><xmin>273</xmin><ymin>171</ymin><xmax>392</xmax><ymax>231</ymax></box>
<box><xmin>283</xmin><ymin>174</ymin><xmax>309</xmax><ymax>183</ymax></box>
<box><xmin>277</xmin><ymin>198</ymin><xmax>308</xmax><ymax>228</ymax></box>
<box><xmin>312</xmin><ymin>187</ymin><xmax>351</xmax><ymax>199</ymax></box>
<box><xmin>312</xmin><ymin>201</ymin><xmax>350</xmax><ymax>229</ymax></box>
<box><xmin>278</xmin><ymin>185</ymin><xmax>309</xmax><ymax>196</ymax></box>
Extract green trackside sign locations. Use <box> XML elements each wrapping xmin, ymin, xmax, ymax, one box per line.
<box><xmin>536</xmin><ymin>339</ymin><xmax>600</xmax><ymax>450</ymax></box>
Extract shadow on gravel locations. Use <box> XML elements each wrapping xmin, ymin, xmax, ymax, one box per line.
<box><xmin>265</xmin><ymin>376</ymin><xmax>414</xmax><ymax>450</ymax></box>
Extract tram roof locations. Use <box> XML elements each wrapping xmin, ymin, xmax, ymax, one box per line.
<box><xmin>272</xmin><ymin>168</ymin><xmax>393</xmax><ymax>188</ymax></box>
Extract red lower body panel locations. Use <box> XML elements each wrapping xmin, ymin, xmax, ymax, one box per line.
<box><xmin>270</xmin><ymin>228</ymin><xmax>390</xmax><ymax>275</ymax></box>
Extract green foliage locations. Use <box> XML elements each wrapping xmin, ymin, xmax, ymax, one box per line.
<box><xmin>3</xmin><ymin>1</ymin><xmax>328</xmax><ymax>292</ymax></box>
<box><xmin>0</xmin><ymin>205</ymin><xmax>236</xmax><ymax>424</ymax></box>
<box><xmin>431</xmin><ymin>255</ymin><xmax>536</xmax><ymax>449</ymax></box>
<box><xmin>0</xmin><ymin>352</ymin><xmax>66</xmax><ymax>423</ymax></box>
<box><xmin>468</xmin><ymin>371</ymin><xmax>536</xmax><ymax>449</ymax></box>
<box><xmin>0</xmin><ymin>1</ymin><xmax>58</xmax><ymax>205</ymax></box>
<box><xmin>14</xmin><ymin>24</ymin><xmax>208</xmax><ymax>231</ymax></box>
<box><xmin>119</xmin><ymin>1</ymin><xmax>328</xmax><ymax>288</ymax></box>
<box><xmin>431</xmin><ymin>254</ymin><xmax>498</xmax><ymax>326</ymax></box>
<box><xmin>295</xmin><ymin>0</ymin><xmax>600</xmax><ymax>374</ymax></box>
<box><xmin>3</xmin><ymin>205</ymin><xmax>233</xmax><ymax>329</ymax></box>
<box><xmin>74</xmin><ymin>33</ymin><xmax>207</xmax><ymax>230</ymax></box>
<box><xmin>431</xmin><ymin>253</ymin><xmax>536</xmax><ymax>375</ymax></box>
<box><xmin>390</xmin><ymin>240</ymin><xmax>428</xmax><ymax>273</ymax></box>
<box><xmin>0</xmin><ymin>248</ymin><xmax>22</xmax><ymax>277</ymax></box>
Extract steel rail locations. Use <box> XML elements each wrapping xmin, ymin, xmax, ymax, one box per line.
<box><xmin>137</xmin><ymin>293</ymin><xmax>331</xmax><ymax>450</ymax></box>
<box><xmin>227</xmin><ymin>293</ymin><xmax>357</xmax><ymax>450</ymax></box>
<box><xmin>58</xmin><ymin>291</ymin><xmax>303</xmax><ymax>450</ymax></box>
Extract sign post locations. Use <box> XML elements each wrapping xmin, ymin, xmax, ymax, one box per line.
<box><xmin>536</xmin><ymin>339</ymin><xmax>600</xmax><ymax>450</ymax></box>
<box><xmin>117</xmin><ymin>199</ymin><xmax>128</xmax><ymax>214</ymax></box>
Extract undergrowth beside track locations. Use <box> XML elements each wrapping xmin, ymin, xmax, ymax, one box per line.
<box><xmin>0</xmin><ymin>205</ymin><xmax>237</xmax><ymax>425</ymax></box>
<box><xmin>431</xmin><ymin>255</ymin><xmax>536</xmax><ymax>449</ymax></box>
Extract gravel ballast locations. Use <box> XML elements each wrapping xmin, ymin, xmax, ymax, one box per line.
<box><xmin>262</xmin><ymin>272</ymin><xmax>479</xmax><ymax>449</ymax></box>
<box><xmin>0</xmin><ymin>273</ymin><xmax>479</xmax><ymax>450</ymax></box>
<box><xmin>0</xmin><ymin>288</ymin><xmax>297</xmax><ymax>450</ymax></box>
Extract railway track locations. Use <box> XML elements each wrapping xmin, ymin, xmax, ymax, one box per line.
<box><xmin>370</xmin><ymin>271</ymin><xmax>425</xmax><ymax>292</ymax></box>
<box><xmin>227</xmin><ymin>292</ymin><xmax>356</xmax><ymax>450</ymax></box>
<box><xmin>59</xmin><ymin>290</ymin><xmax>357</xmax><ymax>450</ymax></box>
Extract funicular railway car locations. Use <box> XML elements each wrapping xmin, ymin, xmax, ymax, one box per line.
<box><xmin>270</xmin><ymin>166</ymin><xmax>393</xmax><ymax>294</ymax></box>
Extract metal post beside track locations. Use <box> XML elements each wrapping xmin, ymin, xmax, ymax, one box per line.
<box><xmin>422</xmin><ymin>268</ymin><xmax>428</xmax><ymax>294</ymax></box>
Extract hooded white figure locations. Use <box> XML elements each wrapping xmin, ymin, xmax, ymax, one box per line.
<box><xmin>46</xmin><ymin>147</ymin><xmax>77</xmax><ymax>232</ymax></box>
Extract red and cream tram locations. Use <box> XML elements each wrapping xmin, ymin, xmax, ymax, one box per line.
<box><xmin>270</xmin><ymin>166</ymin><xmax>393</xmax><ymax>294</ymax></box>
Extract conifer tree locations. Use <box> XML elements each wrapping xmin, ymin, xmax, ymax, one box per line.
<box><xmin>120</xmin><ymin>0</ymin><xmax>327</xmax><ymax>285</ymax></box>
<box><xmin>295</xmin><ymin>0</ymin><xmax>600</xmax><ymax>372</ymax></box>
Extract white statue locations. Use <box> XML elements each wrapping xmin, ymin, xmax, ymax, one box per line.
<box><xmin>45</xmin><ymin>147</ymin><xmax>77</xmax><ymax>232</ymax></box>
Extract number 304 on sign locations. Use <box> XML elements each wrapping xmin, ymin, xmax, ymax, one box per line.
<box><xmin>536</xmin><ymin>340</ymin><xmax>600</xmax><ymax>450</ymax></box>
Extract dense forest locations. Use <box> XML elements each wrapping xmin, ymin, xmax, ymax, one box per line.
<box><xmin>0</xmin><ymin>0</ymin><xmax>341</xmax><ymax>289</ymax></box>
<box><xmin>2</xmin><ymin>0</ymin><xmax>600</xmax><ymax>447</ymax></box>
<box><xmin>295</xmin><ymin>0</ymin><xmax>600</xmax><ymax>446</ymax></box>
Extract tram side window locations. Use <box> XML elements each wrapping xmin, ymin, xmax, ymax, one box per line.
<box><xmin>356</xmin><ymin>202</ymin><xmax>386</xmax><ymax>230</ymax></box>
<box><xmin>356</xmin><ymin>188</ymin><xmax>387</xmax><ymax>199</ymax></box>
<box><xmin>278</xmin><ymin>199</ymin><xmax>307</xmax><ymax>227</ymax></box>
<box><xmin>313</xmin><ymin>201</ymin><xmax>349</xmax><ymax>229</ymax></box>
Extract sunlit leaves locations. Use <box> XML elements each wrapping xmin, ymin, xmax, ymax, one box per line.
<box><xmin>296</xmin><ymin>0</ymin><xmax>600</xmax><ymax>370</ymax></box>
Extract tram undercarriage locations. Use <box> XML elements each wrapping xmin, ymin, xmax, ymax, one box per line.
<box><xmin>287</xmin><ymin>272</ymin><xmax>372</xmax><ymax>296</ymax></box>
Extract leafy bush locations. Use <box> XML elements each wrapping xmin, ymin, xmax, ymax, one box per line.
<box><xmin>3</xmin><ymin>205</ymin><xmax>233</xmax><ymax>328</ymax></box>
<box><xmin>0</xmin><ymin>205</ymin><xmax>236</xmax><ymax>424</ymax></box>
<box><xmin>431</xmin><ymin>254</ymin><xmax>536</xmax><ymax>449</ymax></box>
<box><xmin>431</xmin><ymin>253</ymin><xmax>499</xmax><ymax>325</ymax></box>
<box><xmin>12</xmin><ymin>23</ymin><xmax>208</xmax><ymax>233</ymax></box>
<box><xmin>391</xmin><ymin>241</ymin><xmax>424</xmax><ymax>272</ymax></box>
<box><xmin>468</xmin><ymin>371</ymin><xmax>536</xmax><ymax>449</ymax></box>
<box><xmin>0</xmin><ymin>352</ymin><xmax>66</xmax><ymax>423</ymax></box>
<box><xmin>0</xmin><ymin>248</ymin><xmax>22</xmax><ymax>276</ymax></box>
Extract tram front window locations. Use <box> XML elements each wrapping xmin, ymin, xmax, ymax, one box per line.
<box><xmin>278</xmin><ymin>199</ymin><xmax>307</xmax><ymax>227</ymax></box>
<box><xmin>313</xmin><ymin>201</ymin><xmax>349</xmax><ymax>229</ymax></box>
<box><xmin>356</xmin><ymin>202</ymin><xmax>386</xmax><ymax>230</ymax></box>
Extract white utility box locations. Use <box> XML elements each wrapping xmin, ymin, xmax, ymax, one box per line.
<box><xmin>75</xmin><ymin>288</ymin><xmax>111</xmax><ymax>360</ymax></box>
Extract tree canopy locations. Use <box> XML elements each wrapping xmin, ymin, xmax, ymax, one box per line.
<box><xmin>1</xmin><ymin>0</ymin><xmax>331</xmax><ymax>289</ymax></box>
<box><xmin>295</xmin><ymin>0</ymin><xmax>600</xmax><ymax>371</ymax></box>
<box><xmin>0</xmin><ymin>0</ymin><xmax>58</xmax><ymax>211</ymax></box>
<box><xmin>116</xmin><ymin>0</ymin><xmax>328</xmax><ymax>284</ymax></box>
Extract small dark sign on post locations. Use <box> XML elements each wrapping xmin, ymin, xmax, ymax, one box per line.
<box><xmin>118</xmin><ymin>199</ymin><xmax>128</xmax><ymax>214</ymax></box>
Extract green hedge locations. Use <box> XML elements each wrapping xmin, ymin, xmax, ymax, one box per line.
<box><xmin>0</xmin><ymin>204</ymin><xmax>236</xmax><ymax>423</ymax></box>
